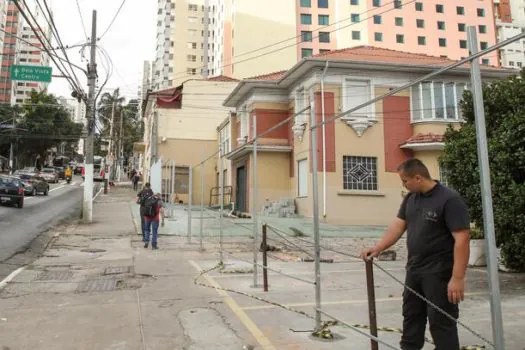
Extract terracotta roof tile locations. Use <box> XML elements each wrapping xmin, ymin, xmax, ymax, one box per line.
<box><xmin>246</xmin><ymin>70</ymin><xmax>287</xmax><ymax>81</ymax></box>
<box><xmin>402</xmin><ymin>133</ymin><xmax>445</xmax><ymax>145</ymax></box>
<box><xmin>309</xmin><ymin>46</ymin><xmax>503</xmax><ymax>70</ymax></box>
<box><xmin>205</xmin><ymin>75</ymin><xmax>239</xmax><ymax>82</ymax></box>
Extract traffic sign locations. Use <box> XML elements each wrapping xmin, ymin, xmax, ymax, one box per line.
<box><xmin>10</xmin><ymin>65</ymin><xmax>52</xmax><ymax>82</ymax></box>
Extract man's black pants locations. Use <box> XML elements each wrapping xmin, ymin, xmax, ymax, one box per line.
<box><xmin>400</xmin><ymin>270</ymin><xmax>459</xmax><ymax>350</ymax></box>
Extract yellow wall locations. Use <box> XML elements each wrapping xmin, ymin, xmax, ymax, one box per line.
<box><xmin>158</xmin><ymin>139</ymin><xmax>218</xmax><ymax>205</ymax></box>
<box><xmin>413</xmin><ymin>150</ymin><xmax>444</xmax><ymax>180</ymax></box>
<box><xmin>251</xmin><ymin>152</ymin><xmax>291</xmax><ymax>213</ymax></box>
<box><xmin>157</xmin><ymin>80</ymin><xmax>237</xmax><ymax>141</ymax></box>
<box><xmin>232</xmin><ymin>0</ymin><xmax>297</xmax><ymax>79</ymax></box>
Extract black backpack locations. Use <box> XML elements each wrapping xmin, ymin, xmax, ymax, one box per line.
<box><xmin>139</xmin><ymin>189</ymin><xmax>153</xmax><ymax>206</ymax></box>
<box><xmin>144</xmin><ymin>196</ymin><xmax>159</xmax><ymax>217</ymax></box>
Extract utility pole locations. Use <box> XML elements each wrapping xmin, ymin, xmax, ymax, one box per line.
<box><xmin>83</xmin><ymin>10</ymin><xmax>97</xmax><ymax>223</ymax></box>
<box><xmin>107</xmin><ymin>88</ymin><xmax>117</xmax><ymax>184</ymax></box>
<box><xmin>117</xmin><ymin>108</ymin><xmax>124</xmax><ymax>181</ymax></box>
<box><xmin>8</xmin><ymin>115</ymin><xmax>14</xmax><ymax>174</ymax></box>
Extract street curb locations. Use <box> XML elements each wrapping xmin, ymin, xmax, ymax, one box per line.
<box><xmin>0</xmin><ymin>266</ymin><xmax>26</xmax><ymax>291</ymax></box>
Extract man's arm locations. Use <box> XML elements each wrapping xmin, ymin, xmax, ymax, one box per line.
<box><xmin>448</xmin><ymin>229</ymin><xmax>470</xmax><ymax>304</ymax></box>
<box><xmin>360</xmin><ymin>218</ymin><xmax>406</xmax><ymax>259</ymax></box>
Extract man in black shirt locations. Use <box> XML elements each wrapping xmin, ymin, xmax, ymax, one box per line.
<box><xmin>136</xmin><ymin>182</ymin><xmax>153</xmax><ymax>242</ymax></box>
<box><xmin>361</xmin><ymin>158</ymin><xmax>470</xmax><ymax>350</ymax></box>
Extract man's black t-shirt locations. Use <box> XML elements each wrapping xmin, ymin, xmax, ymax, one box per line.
<box><xmin>397</xmin><ymin>182</ymin><xmax>470</xmax><ymax>273</ymax></box>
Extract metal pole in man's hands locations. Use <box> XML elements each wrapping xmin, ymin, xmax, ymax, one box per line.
<box><xmin>467</xmin><ymin>26</ymin><xmax>505</xmax><ymax>350</ymax></box>
<box><xmin>365</xmin><ymin>260</ymin><xmax>378</xmax><ymax>350</ymax></box>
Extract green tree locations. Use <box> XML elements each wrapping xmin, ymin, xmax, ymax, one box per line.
<box><xmin>440</xmin><ymin>69</ymin><xmax>525</xmax><ymax>271</ymax></box>
<box><xmin>15</xmin><ymin>91</ymin><xmax>83</xmax><ymax>168</ymax></box>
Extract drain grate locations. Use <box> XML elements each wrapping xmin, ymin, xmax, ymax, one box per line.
<box><xmin>35</xmin><ymin>271</ymin><xmax>73</xmax><ymax>281</ymax></box>
<box><xmin>104</xmin><ymin>266</ymin><xmax>132</xmax><ymax>275</ymax></box>
<box><xmin>80</xmin><ymin>248</ymin><xmax>106</xmax><ymax>253</ymax></box>
<box><xmin>77</xmin><ymin>278</ymin><xmax>117</xmax><ymax>292</ymax></box>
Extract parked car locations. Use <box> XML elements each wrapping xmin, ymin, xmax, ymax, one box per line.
<box><xmin>40</xmin><ymin>168</ymin><xmax>59</xmax><ymax>183</ymax></box>
<box><xmin>14</xmin><ymin>174</ymin><xmax>49</xmax><ymax>196</ymax></box>
<box><xmin>54</xmin><ymin>166</ymin><xmax>65</xmax><ymax>180</ymax></box>
<box><xmin>0</xmin><ymin>175</ymin><xmax>24</xmax><ymax>208</ymax></box>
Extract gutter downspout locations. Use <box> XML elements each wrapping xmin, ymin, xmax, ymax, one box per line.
<box><xmin>321</xmin><ymin>62</ymin><xmax>329</xmax><ymax>218</ymax></box>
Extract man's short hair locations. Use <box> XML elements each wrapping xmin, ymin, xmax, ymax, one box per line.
<box><xmin>397</xmin><ymin>158</ymin><xmax>432</xmax><ymax>179</ymax></box>
<box><xmin>145</xmin><ymin>182</ymin><xmax>151</xmax><ymax>188</ymax></box>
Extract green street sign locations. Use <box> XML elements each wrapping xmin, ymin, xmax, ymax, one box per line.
<box><xmin>10</xmin><ymin>64</ymin><xmax>52</xmax><ymax>83</ymax></box>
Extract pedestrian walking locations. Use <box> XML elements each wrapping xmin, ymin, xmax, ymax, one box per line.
<box><xmin>143</xmin><ymin>192</ymin><xmax>164</xmax><ymax>249</ymax></box>
<box><xmin>136</xmin><ymin>182</ymin><xmax>153</xmax><ymax>242</ymax></box>
<box><xmin>361</xmin><ymin>158</ymin><xmax>470</xmax><ymax>350</ymax></box>
<box><xmin>132</xmin><ymin>170</ymin><xmax>140</xmax><ymax>191</ymax></box>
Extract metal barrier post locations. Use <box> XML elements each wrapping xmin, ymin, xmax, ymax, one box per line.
<box><xmin>262</xmin><ymin>224</ymin><xmax>268</xmax><ymax>292</ymax></box>
<box><xmin>188</xmin><ymin>165</ymin><xmax>192</xmax><ymax>244</ymax></box>
<box><xmin>365</xmin><ymin>260</ymin><xmax>378</xmax><ymax>350</ymax></box>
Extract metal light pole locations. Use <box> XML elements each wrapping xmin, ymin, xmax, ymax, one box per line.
<box><xmin>467</xmin><ymin>26</ymin><xmax>505</xmax><ymax>350</ymax></box>
<box><xmin>252</xmin><ymin>114</ymin><xmax>258</xmax><ymax>287</ymax></box>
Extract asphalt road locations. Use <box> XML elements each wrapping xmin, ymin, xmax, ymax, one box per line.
<box><xmin>0</xmin><ymin>175</ymin><xmax>96</xmax><ymax>279</ymax></box>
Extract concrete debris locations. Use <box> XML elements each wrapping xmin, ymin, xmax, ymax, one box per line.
<box><xmin>262</xmin><ymin>198</ymin><xmax>296</xmax><ymax>218</ymax></box>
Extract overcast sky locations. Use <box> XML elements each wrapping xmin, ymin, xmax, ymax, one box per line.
<box><xmin>47</xmin><ymin>0</ymin><xmax>156</xmax><ymax>102</ymax></box>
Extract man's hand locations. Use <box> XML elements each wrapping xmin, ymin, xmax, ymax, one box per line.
<box><xmin>360</xmin><ymin>246</ymin><xmax>381</xmax><ymax>260</ymax></box>
<box><xmin>447</xmin><ymin>276</ymin><xmax>465</xmax><ymax>304</ymax></box>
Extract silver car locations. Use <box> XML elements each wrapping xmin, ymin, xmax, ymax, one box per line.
<box><xmin>40</xmin><ymin>168</ymin><xmax>59</xmax><ymax>183</ymax></box>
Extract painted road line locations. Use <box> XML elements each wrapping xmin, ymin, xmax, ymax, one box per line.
<box><xmin>188</xmin><ymin>260</ymin><xmax>276</xmax><ymax>350</ymax></box>
<box><xmin>0</xmin><ymin>266</ymin><xmax>26</xmax><ymax>290</ymax></box>
<box><xmin>93</xmin><ymin>186</ymin><xmax>103</xmax><ymax>200</ymax></box>
<box><xmin>49</xmin><ymin>185</ymin><xmax>66</xmax><ymax>193</ymax></box>
<box><xmin>240</xmin><ymin>292</ymin><xmax>488</xmax><ymax>311</ymax></box>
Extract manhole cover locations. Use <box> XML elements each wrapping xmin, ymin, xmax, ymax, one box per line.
<box><xmin>35</xmin><ymin>271</ymin><xmax>73</xmax><ymax>281</ymax></box>
<box><xmin>104</xmin><ymin>266</ymin><xmax>132</xmax><ymax>275</ymax></box>
<box><xmin>77</xmin><ymin>278</ymin><xmax>117</xmax><ymax>292</ymax></box>
<box><xmin>80</xmin><ymin>248</ymin><xmax>107</xmax><ymax>253</ymax></box>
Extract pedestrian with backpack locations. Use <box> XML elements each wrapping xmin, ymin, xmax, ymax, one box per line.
<box><xmin>143</xmin><ymin>192</ymin><xmax>164</xmax><ymax>249</ymax></box>
<box><xmin>136</xmin><ymin>183</ymin><xmax>153</xmax><ymax>242</ymax></box>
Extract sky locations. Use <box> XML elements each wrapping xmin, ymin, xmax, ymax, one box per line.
<box><xmin>46</xmin><ymin>0</ymin><xmax>157</xmax><ymax>102</ymax></box>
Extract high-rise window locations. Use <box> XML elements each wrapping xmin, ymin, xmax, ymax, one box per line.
<box><xmin>439</xmin><ymin>38</ymin><xmax>447</xmax><ymax>47</ymax></box>
<box><xmin>318</xmin><ymin>0</ymin><xmax>328</xmax><ymax>8</ymax></box>
<box><xmin>479</xmin><ymin>25</ymin><xmax>487</xmax><ymax>34</ymax></box>
<box><xmin>415</xmin><ymin>2</ymin><xmax>423</xmax><ymax>11</ymax></box>
<box><xmin>418</xmin><ymin>36</ymin><xmax>426</xmax><ymax>45</ymax></box>
<box><xmin>319</xmin><ymin>15</ymin><xmax>329</xmax><ymax>25</ymax></box>
<box><xmin>373</xmin><ymin>15</ymin><xmax>382</xmax><ymax>24</ymax></box>
<box><xmin>351</xmin><ymin>14</ymin><xmax>360</xmax><ymax>23</ymax></box>
<box><xmin>301</xmin><ymin>31</ymin><xmax>313</xmax><ymax>42</ymax></box>
<box><xmin>319</xmin><ymin>32</ymin><xmax>330</xmax><ymax>43</ymax></box>
<box><xmin>395</xmin><ymin>17</ymin><xmax>403</xmax><ymax>26</ymax></box>
<box><xmin>373</xmin><ymin>0</ymin><xmax>380</xmax><ymax>7</ymax></box>
<box><xmin>301</xmin><ymin>48</ymin><xmax>313</xmax><ymax>58</ymax></box>
<box><xmin>396</xmin><ymin>34</ymin><xmax>404</xmax><ymax>43</ymax></box>
<box><xmin>480</xmin><ymin>41</ymin><xmax>488</xmax><ymax>50</ymax></box>
<box><xmin>437</xmin><ymin>21</ymin><xmax>445</xmax><ymax>30</ymax></box>
<box><xmin>456</xmin><ymin>6</ymin><xmax>464</xmax><ymax>15</ymax></box>
<box><xmin>352</xmin><ymin>31</ymin><xmax>361</xmax><ymax>40</ymax></box>
<box><xmin>351</xmin><ymin>0</ymin><xmax>359</xmax><ymax>4</ymax></box>
<box><xmin>300</xmin><ymin>14</ymin><xmax>312</xmax><ymax>24</ymax></box>
<box><xmin>477</xmin><ymin>8</ymin><xmax>485</xmax><ymax>17</ymax></box>
<box><xmin>300</xmin><ymin>0</ymin><xmax>311</xmax><ymax>7</ymax></box>
<box><xmin>374</xmin><ymin>32</ymin><xmax>383</xmax><ymax>42</ymax></box>
<box><xmin>436</xmin><ymin>4</ymin><xmax>444</xmax><ymax>13</ymax></box>
<box><xmin>459</xmin><ymin>40</ymin><xmax>467</xmax><ymax>49</ymax></box>
<box><xmin>416</xmin><ymin>19</ymin><xmax>424</xmax><ymax>28</ymax></box>
<box><xmin>394</xmin><ymin>0</ymin><xmax>402</xmax><ymax>9</ymax></box>
<box><xmin>458</xmin><ymin>23</ymin><xmax>466</xmax><ymax>32</ymax></box>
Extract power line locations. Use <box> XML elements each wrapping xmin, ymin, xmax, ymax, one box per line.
<box><xmin>99</xmin><ymin>0</ymin><xmax>127</xmax><ymax>39</ymax></box>
<box><xmin>75</xmin><ymin>0</ymin><xmax>88</xmax><ymax>40</ymax></box>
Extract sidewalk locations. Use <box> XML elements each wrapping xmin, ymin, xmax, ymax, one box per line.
<box><xmin>1</xmin><ymin>186</ymin><xmax>524</xmax><ymax>349</ymax></box>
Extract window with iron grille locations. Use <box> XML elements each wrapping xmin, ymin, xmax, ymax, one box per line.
<box><xmin>439</xmin><ymin>165</ymin><xmax>449</xmax><ymax>188</ymax></box>
<box><xmin>343</xmin><ymin>156</ymin><xmax>378</xmax><ymax>191</ymax></box>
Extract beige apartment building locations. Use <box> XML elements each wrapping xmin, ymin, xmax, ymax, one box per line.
<box><xmin>141</xmin><ymin>76</ymin><xmax>238</xmax><ymax>205</ymax></box>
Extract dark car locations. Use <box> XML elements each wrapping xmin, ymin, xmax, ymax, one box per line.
<box><xmin>15</xmin><ymin>174</ymin><xmax>49</xmax><ymax>196</ymax></box>
<box><xmin>74</xmin><ymin>163</ymin><xmax>84</xmax><ymax>175</ymax></box>
<box><xmin>55</xmin><ymin>166</ymin><xmax>65</xmax><ymax>179</ymax></box>
<box><xmin>0</xmin><ymin>175</ymin><xmax>24</xmax><ymax>208</ymax></box>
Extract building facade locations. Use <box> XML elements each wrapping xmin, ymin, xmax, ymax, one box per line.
<box><xmin>153</xmin><ymin>0</ymin><xmax>216</xmax><ymax>90</ymax></box>
<box><xmin>221</xmin><ymin>46</ymin><xmax>513</xmax><ymax>225</ymax></box>
<box><xmin>141</xmin><ymin>76</ymin><xmax>238</xmax><ymax>204</ymax></box>
<box><xmin>495</xmin><ymin>0</ymin><xmax>525</xmax><ymax>68</ymax></box>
